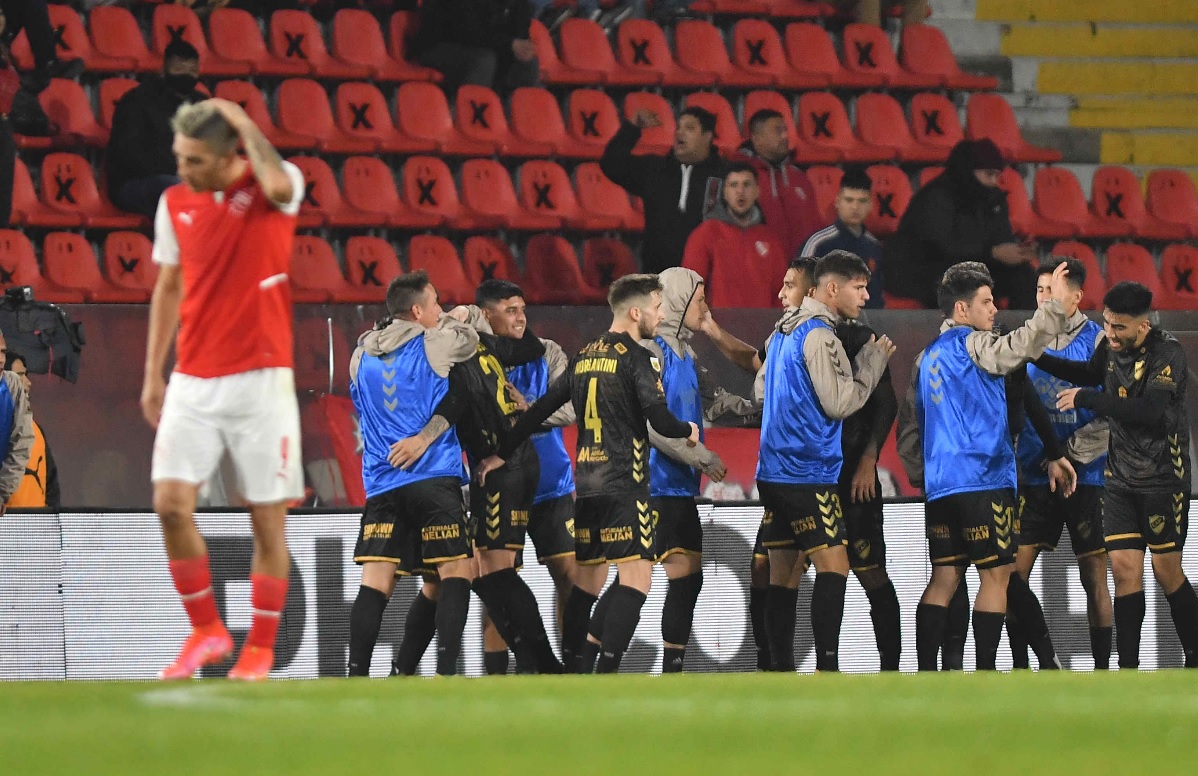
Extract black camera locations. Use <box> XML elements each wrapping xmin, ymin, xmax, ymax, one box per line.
<box><xmin>4</xmin><ymin>286</ymin><xmax>33</xmax><ymax>303</ymax></box>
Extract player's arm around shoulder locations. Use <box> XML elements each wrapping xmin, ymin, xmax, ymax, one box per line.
<box><xmin>0</xmin><ymin>372</ymin><xmax>33</xmax><ymax>508</ymax></box>
<box><xmin>966</xmin><ymin>262</ymin><xmax>1073</xmax><ymax>375</ymax></box>
<box><xmin>802</xmin><ymin>324</ymin><xmax>893</xmax><ymax>420</ymax></box>
<box><xmin>541</xmin><ymin>338</ymin><xmax>576</xmax><ymax>427</ymax></box>
<box><xmin>895</xmin><ymin>350</ymin><xmax>925</xmax><ymax>490</ymax></box>
<box><xmin>423</xmin><ymin>314</ymin><xmax>481</xmax><ymax>378</ymax></box>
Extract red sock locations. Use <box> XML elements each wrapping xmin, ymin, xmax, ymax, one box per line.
<box><xmin>246</xmin><ymin>574</ymin><xmax>288</xmax><ymax>649</ymax></box>
<box><xmin>168</xmin><ymin>556</ymin><xmax>220</xmax><ymax>630</ymax></box>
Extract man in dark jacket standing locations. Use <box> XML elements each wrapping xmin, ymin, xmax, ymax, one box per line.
<box><xmin>106</xmin><ymin>40</ymin><xmax>206</xmax><ymax>217</ymax></box>
<box><xmin>884</xmin><ymin>139</ymin><xmax>1037</xmax><ymax>309</ymax></box>
<box><xmin>413</xmin><ymin>0</ymin><xmax>538</xmax><ymax>93</ymax></box>
<box><xmin>601</xmin><ymin>106</ymin><xmax>726</xmax><ymax>274</ymax></box>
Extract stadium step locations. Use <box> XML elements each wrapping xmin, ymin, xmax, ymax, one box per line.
<box><xmin>1071</xmin><ymin>97</ymin><xmax>1198</xmax><ymax>131</ymax></box>
<box><xmin>1000</xmin><ymin>23</ymin><xmax>1198</xmax><ymax>59</ymax></box>
<box><xmin>1101</xmin><ymin>131</ymin><xmax>1198</xmax><ymax>167</ymax></box>
<box><xmin>1035</xmin><ymin>60</ymin><xmax>1198</xmax><ymax>96</ymax></box>
<box><xmin>977</xmin><ymin>0</ymin><xmax>1198</xmax><ymax>24</ymax></box>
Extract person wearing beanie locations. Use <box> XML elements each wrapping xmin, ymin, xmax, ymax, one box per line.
<box><xmin>884</xmin><ymin>139</ymin><xmax>1038</xmax><ymax>309</ymax></box>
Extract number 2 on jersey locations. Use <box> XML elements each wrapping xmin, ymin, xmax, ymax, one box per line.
<box><xmin>584</xmin><ymin>377</ymin><xmax>603</xmax><ymax>444</ymax></box>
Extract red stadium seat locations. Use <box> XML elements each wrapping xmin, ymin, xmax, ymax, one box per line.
<box><xmin>462</xmin><ymin>159</ymin><xmax>561</xmax><ymax>231</ymax></box>
<box><xmin>623</xmin><ymin>92</ymin><xmax>675</xmax><ymax>155</ymax></box>
<box><xmin>690</xmin><ymin>0</ymin><xmax>769</xmax><ymax>15</ymax></box>
<box><xmin>407</xmin><ymin>236</ymin><xmax>476</xmax><ymax>306</ymax></box>
<box><xmin>10</xmin><ymin>5</ymin><xmax>124</xmax><ymax>73</ymax></box>
<box><xmin>530</xmin><ymin>19</ymin><xmax>598</xmax><ymax>85</ymax></box>
<box><xmin>684</xmin><ymin>92</ymin><xmax>744</xmax><ymax>157</ymax></box>
<box><xmin>1034</xmin><ymin>167</ymin><xmax>1131</xmax><ymax>239</ymax></box>
<box><xmin>900</xmin><ymin>25</ymin><xmax>998</xmax><ymax>91</ymax></box>
<box><xmin>213</xmin><ymin>80</ymin><xmax>317</xmax><ymax>151</ymax></box>
<box><xmin>0</xmin><ymin>229</ymin><xmax>83</xmax><ymax>303</ymax></box>
<box><xmin>384</xmin><ymin>12</ymin><xmax>442</xmax><ymax>82</ymax></box>
<box><xmin>762</xmin><ymin>0</ymin><xmax>829</xmax><ymax>18</ymax></box>
<box><xmin>1146</xmin><ymin>169</ymin><xmax>1198</xmax><ymax>238</ymax></box>
<box><xmin>39</xmin><ymin>79</ymin><xmax>107</xmax><ymax>147</ymax></box>
<box><xmin>464</xmin><ymin>236</ymin><xmax>520</xmax><ymax>284</ymax></box>
<box><xmin>287</xmin><ymin>156</ymin><xmax>380</xmax><ymax>228</ymax></box>
<box><xmin>102</xmin><ymin>231</ymin><xmax>158</xmax><ymax>302</ymax></box>
<box><xmin>205</xmin><ymin>8</ymin><xmax>308</xmax><ymax>77</ymax></box>
<box><xmin>1158</xmin><ymin>244</ymin><xmax>1198</xmax><ymax>310</ymax></box>
<box><xmin>615</xmin><ymin>20</ymin><xmax>709</xmax><ymax>88</ymax></box>
<box><xmin>523</xmin><ymin>235</ymin><xmax>606</xmax><ymax>304</ymax></box>
<box><xmin>10</xmin><ymin>158</ymin><xmax>79</xmax><ymax>228</ymax></box>
<box><xmin>1048</xmin><ymin>241</ymin><xmax>1106</xmax><ymax>310</ymax></box>
<box><xmin>743</xmin><ymin>91</ymin><xmax>801</xmax><ymax>154</ymax></box>
<box><xmin>88</xmin><ymin>6</ymin><xmax>155</xmax><ymax>72</ymax></box>
<box><xmin>784</xmin><ymin>23</ymin><xmax>873</xmax><ymax>89</ymax></box>
<box><xmin>520</xmin><ymin>160</ymin><xmax>621</xmax><ymax>231</ymax></box>
<box><xmin>675</xmin><ymin>20</ymin><xmax>770</xmax><ymax>88</ymax></box>
<box><xmin>396</xmin><ymin>81</ymin><xmax>497</xmax><ymax>157</ymax></box>
<box><xmin>575</xmin><ymin>163</ymin><xmax>640</xmax><ymax>231</ymax></box>
<box><xmin>797</xmin><ymin>92</ymin><xmax>895</xmax><ymax>163</ymax></box>
<box><xmin>509</xmin><ymin>88</ymin><xmax>576</xmax><ymax>158</ymax></box>
<box><xmin>456</xmin><ymin>85</ymin><xmax>553</xmax><ymax>158</ymax></box>
<box><xmin>402</xmin><ymin>156</ymin><xmax>501</xmax><ymax>230</ymax></box>
<box><xmin>565</xmin><ymin>89</ymin><xmax>622</xmax><ymax>159</ymax></box>
<box><xmin>1104</xmin><ymin>243</ymin><xmax>1162</xmax><ymax>297</ymax></box>
<box><xmin>966</xmin><ymin>94</ymin><xmax>1062</xmax><ymax>164</ymax></box>
<box><xmin>1000</xmin><ymin>167</ymin><xmax>1074</xmax><ymax>240</ymax></box>
<box><xmin>842</xmin><ymin>24</ymin><xmax>941</xmax><ymax>89</ymax></box>
<box><xmin>334</xmin><ymin>81</ymin><xmax>434</xmax><ymax>154</ymax></box>
<box><xmin>342</xmin><ymin>156</ymin><xmax>441</xmax><ymax>229</ymax></box>
<box><xmin>864</xmin><ymin>164</ymin><xmax>912</xmax><ymax>238</ymax></box>
<box><xmin>908</xmin><ymin>92</ymin><xmax>965</xmax><ymax>158</ymax></box>
<box><xmin>732</xmin><ymin>19</ymin><xmax>825</xmax><ymax>90</ymax></box>
<box><xmin>1091</xmin><ymin>166</ymin><xmax>1188</xmax><ymax>241</ymax></box>
<box><xmin>153</xmin><ymin>5</ymin><xmax>250</xmax><ymax>77</ymax></box>
<box><xmin>43</xmin><ymin>233</ymin><xmax>148</xmax><ymax>303</ymax></box>
<box><xmin>291</xmin><ymin>236</ymin><xmax>345</xmax><ymax>304</ymax></box>
<box><xmin>918</xmin><ymin>166</ymin><xmax>944</xmax><ymax>187</ymax></box>
<box><xmin>345</xmin><ymin>237</ymin><xmax>402</xmax><ymax>304</ymax></box>
<box><xmin>98</xmin><ymin>78</ymin><xmax>139</xmax><ymax>134</ymax></box>
<box><xmin>855</xmin><ymin>92</ymin><xmax>946</xmax><ymax>163</ymax></box>
<box><xmin>560</xmin><ymin>18</ymin><xmax>656</xmax><ymax>87</ymax></box>
<box><xmin>332</xmin><ymin>10</ymin><xmax>417</xmax><ymax>82</ymax></box>
<box><xmin>270</xmin><ymin>10</ymin><xmax>371</xmax><ymax>80</ymax></box>
<box><xmin>41</xmin><ymin>153</ymin><xmax>144</xmax><ymax>229</ymax></box>
<box><xmin>806</xmin><ymin>165</ymin><xmax>843</xmax><ymax>223</ymax></box>
<box><xmin>277</xmin><ymin>79</ymin><xmax>378</xmax><ymax>154</ymax></box>
<box><xmin>583</xmin><ymin>238</ymin><xmax>639</xmax><ymax>292</ymax></box>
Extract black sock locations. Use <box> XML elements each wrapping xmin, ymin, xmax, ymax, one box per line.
<box><xmin>392</xmin><ymin>590</ymin><xmax>437</xmax><ymax>676</ymax></box>
<box><xmin>749</xmin><ymin>587</ymin><xmax>770</xmax><ymax>670</ymax></box>
<box><xmin>866</xmin><ymin>580</ymin><xmax>901</xmax><ymax>671</ymax></box>
<box><xmin>496</xmin><ymin>568</ymin><xmax>563</xmax><ymax>674</ymax></box>
<box><xmin>472</xmin><ymin>573</ymin><xmax>533</xmax><ymax>673</ymax></box>
<box><xmin>941</xmin><ymin>582</ymin><xmax>969</xmax><ymax>671</ymax></box>
<box><xmin>587</xmin><ymin>583</ymin><xmax>619</xmax><ymax>644</ymax></box>
<box><xmin>1090</xmin><ymin>626</ymin><xmax>1113</xmax><ymax>670</ymax></box>
<box><xmin>561</xmin><ymin>586</ymin><xmax>598</xmax><ymax>673</ymax></box>
<box><xmin>578</xmin><ymin>639</ymin><xmax>600</xmax><ymax>674</ymax></box>
<box><xmin>973</xmin><ymin>610</ymin><xmax>1006</xmax><ymax>671</ymax></box>
<box><xmin>483</xmin><ymin>650</ymin><xmax>509</xmax><ymax>675</ymax></box>
<box><xmin>1006</xmin><ymin>611</ymin><xmax>1030</xmax><ymax>669</ymax></box>
<box><xmin>1165</xmin><ymin>579</ymin><xmax>1198</xmax><ymax>668</ymax></box>
<box><xmin>765</xmin><ymin>585</ymin><xmax>799</xmax><ymax>672</ymax></box>
<box><xmin>811</xmin><ymin>572</ymin><xmax>847</xmax><ymax>672</ymax></box>
<box><xmin>434</xmin><ymin>578</ymin><xmax>472</xmax><ymax>676</ymax></box>
<box><xmin>661</xmin><ymin>572</ymin><xmax>703</xmax><ymax>674</ymax></box>
<box><xmin>595</xmin><ymin>585</ymin><xmax>648</xmax><ymax>673</ymax></box>
<box><xmin>1007</xmin><ymin>573</ymin><xmax>1058</xmax><ymax>669</ymax></box>
<box><xmin>915</xmin><ymin>602</ymin><xmax>948</xmax><ymax>671</ymax></box>
<box><xmin>1113</xmin><ymin>591</ymin><xmax>1145</xmax><ymax>669</ymax></box>
<box><xmin>348</xmin><ymin>585</ymin><xmax>388</xmax><ymax>677</ymax></box>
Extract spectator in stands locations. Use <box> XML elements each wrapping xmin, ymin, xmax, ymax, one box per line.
<box><xmin>0</xmin><ymin>329</ymin><xmax>32</xmax><ymax>514</ymax></box>
<box><xmin>682</xmin><ymin>161</ymin><xmax>786</xmax><ymax>309</ymax></box>
<box><xmin>827</xmin><ymin>0</ymin><xmax>927</xmax><ymax>28</ymax></box>
<box><xmin>801</xmin><ymin>168</ymin><xmax>883</xmax><ymax>310</ymax></box>
<box><xmin>0</xmin><ymin>0</ymin><xmax>83</xmax><ymax>94</ymax></box>
<box><xmin>602</xmin><ymin>106</ymin><xmax>726</xmax><ymax>274</ymax></box>
<box><xmin>884</xmin><ymin>139</ymin><xmax>1037</xmax><ymax>309</ymax></box>
<box><xmin>412</xmin><ymin>0</ymin><xmax>539</xmax><ymax>94</ymax></box>
<box><xmin>3</xmin><ymin>350</ymin><xmax>58</xmax><ymax>509</ymax></box>
<box><xmin>106</xmin><ymin>40</ymin><xmax>206</xmax><ymax>217</ymax></box>
<box><xmin>736</xmin><ymin>109</ymin><xmax>825</xmax><ymax>262</ymax></box>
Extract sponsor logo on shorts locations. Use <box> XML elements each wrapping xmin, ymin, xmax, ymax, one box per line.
<box><xmin>422</xmin><ymin>524</ymin><xmax>461</xmax><ymax>542</ymax></box>
<box><xmin>792</xmin><ymin>516</ymin><xmax>817</xmax><ymax>535</ymax></box>
<box><xmin>362</xmin><ymin>523</ymin><xmax>393</xmax><ymax>540</ymax></box>
<box><xmin>510</xmin><ymin>510</ymin><xmax>529</xmax><ymax>527</ymax></box>
<box><xmin>963</xmin><ymin>525</ymin><xmax>991</xmax><ymax>542</ymax></box>
<box><xmin>576</xmin><ymin>528</ymin><xmax>592</xmax><ymax>544</ymax></box>
<box><xmin>928</xmin><ymin>524</ymin><xmax>951</xmax><ymax>540</ymax></box>
<box><xmin>600</xmin><ymin>526</ymin><xmax>634</xmax><ymax>543</ymax></box>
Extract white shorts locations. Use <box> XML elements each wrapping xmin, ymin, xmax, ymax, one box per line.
<box><xmin>152</xmin><ymin>367</ymin><xmax>303</xmax><ymax>504</ymax></box>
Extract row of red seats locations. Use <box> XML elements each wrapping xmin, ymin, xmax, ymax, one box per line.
<box><xmin>0</xmin><ymin>229</ymin><xmax>155</xmax><ymax>303</ymax></box>
<box><xmin>12</xmin><ymin>5</ymin><xmax>436</xmax><ymax>82</ymax></box>
<box><xmin>535</xmin><ymin>19</ymin><xmax>995</xmax><ymax>92</ymax></box>
<box><xmin>11</xmin><ymin>155</ymin><xmax>143</xmax><ymax>230</ymax></box>
<box><xmin>289</xmin><ymin>156</ymin><xmax>642</xmax><ymax>232</ymax></box>
<box><xmin>1052</xmin><ymin>242</ymin><xmax>1198</xmax><ymax>311</ymax></box>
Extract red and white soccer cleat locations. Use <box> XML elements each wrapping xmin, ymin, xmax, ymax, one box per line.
<box><xmin>227</xmin><ymin>646</ymin><xmax>274</xmax><ymax>681</ymax></box>
<box><xmin>159</xmin><ymin>625</ymin><xmax>234</xmax><ymax>680</ymax></box>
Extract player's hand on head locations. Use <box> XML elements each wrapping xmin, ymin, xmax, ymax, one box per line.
<box><xmin>388</xmin><ymin>437</ymin><xmax>431</xmax><ymax>470</ymax></box>
<box><xmin>686</xmin><ymin>422</ymin><xmax>700</xmax><ymax>448</ymax></box>
<box><xmin>140</xmin><ymin>375</ymin><xmax>166</xmax><ymax>429</ymax></box>
<box><xmin>206</xmin><ymin>98</ymin><xmax>252</xmax><ymax>130</ymax></box>
<box><xmin>477</xmin><ymin>455</ymin><xmax>505</xmax><ymax>485</ymax></box>
<box><xmin>1055</xmin><ymin>387</ymin><xmax>1081</xmax><ymax>411</ymax></box>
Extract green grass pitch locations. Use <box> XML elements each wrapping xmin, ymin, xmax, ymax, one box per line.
<box><xmin>4</xmin><ymin>672</ymin><xmax>1197</xmax><ymax>775</ymax></box>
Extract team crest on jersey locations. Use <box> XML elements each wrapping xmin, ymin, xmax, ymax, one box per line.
<box><xmin>649</xmin><ymin>356</ymin><xmax>661</xmax><ymax>372</ymax></box>
<box><xmin>755</xmin><ymin>241</ymin><xmax>769</xmax><ymax>257</ymax></box>
<box><xmin>229</xmin><ymin>190</ymin><xmax>254</xmax><ymax>216</ymax></box>
<box><xmin>1134</xmin><ymin>360</ymin><xmax>1145</xmax><ymax>381</ymax></box>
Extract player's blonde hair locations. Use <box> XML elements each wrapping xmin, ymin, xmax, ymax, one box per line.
<box><xmin>171</xmin><ymin>102</ymin><xmax>239</xmax><ymax>156</ymax></box>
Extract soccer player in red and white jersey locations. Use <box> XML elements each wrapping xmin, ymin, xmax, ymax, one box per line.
<box><xmin>140</xmin><ymin>99</ymin><xmax>305</xmax><ymax>681</ymax></box>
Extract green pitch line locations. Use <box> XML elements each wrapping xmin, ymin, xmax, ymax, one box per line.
<box><xmin>3</xmin><ymin>672</ymin><xmax>1197</xmax><ymax>775</ymax></box>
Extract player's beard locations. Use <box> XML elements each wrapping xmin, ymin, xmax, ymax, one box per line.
<box><xmin>637</xmin><ymin>316</ymin><xmax>658</xmax><ymax>340</ymax></box>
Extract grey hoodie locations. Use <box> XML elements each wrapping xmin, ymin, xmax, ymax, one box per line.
<box><xmin>348</xmin><ymin>314</ymin><xmax>480</xmax><ymax>387</ymax></box>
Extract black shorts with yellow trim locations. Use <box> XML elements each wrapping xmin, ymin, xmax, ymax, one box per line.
<box><xmin>354</xmin><ymin>476</ymin><xmax>472</xmax><ymax>576</ymax></box>
<box><xmin>838</xmin><ymin>472</ymin><xmax>885</xmax><ymax>572</ymax></box>
<box><xmin>1017</xmin><ymin>484</ymin><xmax>1106</xmax><ymax>558</ymax></box>
<box><xmin>471</xmin><ymin>457</ymin><xmax>539</xmax><ymax>553</ymax></box>
<box><xmin>651</xmin><ymin>495</ymin><xmax>702</xmax><ymax>561</ymax></box>
<box><xmin>528</xmin><ymin>493</ymin><xmax>576</xmax><ymax>563</ymax></box>
<box><xmin>1104</xmin><ymin>487</ymin><xmax>1188</xmax><ymax>554</ymax></box>
<box><xmin>756</xmin><ymin>481</ymin><xmax>847</xmax><ymax>555</ymax></box>
<box><xmin>753</xmin><ymin>521</ymin><xmax>768</xmax><ymax>560</ymax></box>
<box><xmin>574</xmin><ymin>492</ymin><xmax>655</xmax><ymax>565</ymax></box>
<box><xmin>925</xmin><ymin>488</ymin><xmax>1016</xmax><ymax>570</ymax></box>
